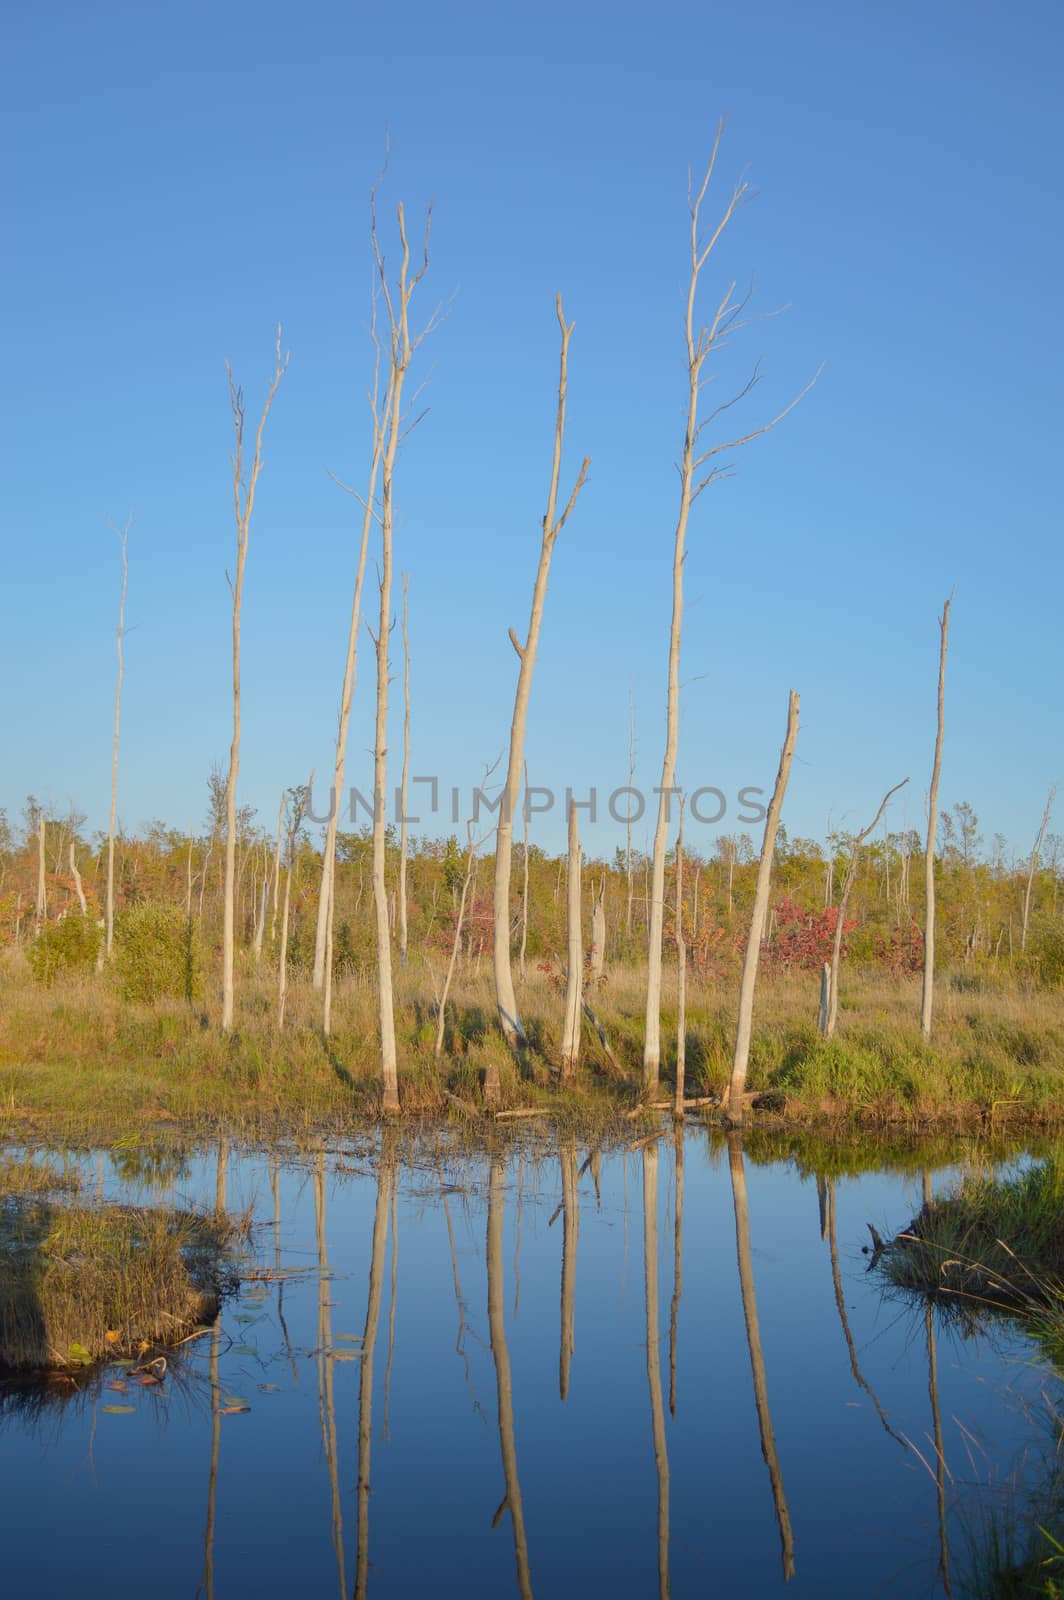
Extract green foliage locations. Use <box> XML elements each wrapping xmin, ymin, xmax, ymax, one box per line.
<box><xmin>1028</xmin><ymin>915</ymin><xmax>1064</xmax><ymax>991</ymax></box>
<box><xmin>113</xmin><ymin>902</ymin><xmax>201</xmax><ymax>1004</ymax></box>
<box><xmin>27</xmin><ymin>914</ymin><xmax>101</xmax><ymax>986</ymax></box>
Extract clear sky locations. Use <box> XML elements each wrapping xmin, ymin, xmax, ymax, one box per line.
<box><xmin>3</xmin><ymin>0</ymin><xmax>1061</xmax><ymax>862</ymax></box>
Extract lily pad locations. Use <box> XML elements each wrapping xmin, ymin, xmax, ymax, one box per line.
<box><xmin>101</xmin><ymin>1404</ymin><xmax>135</xmax><ymax>1415</ymax></box>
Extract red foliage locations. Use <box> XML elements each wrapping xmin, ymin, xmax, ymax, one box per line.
<box><xmin>873</xmin><ymin>918</ymin><xmax>924</xmax><ymax>977</ymax></box>
<box><xmin>765</xmin><ymin>898</ymin><xmax>856</xmax><ymax>972</ymax></box>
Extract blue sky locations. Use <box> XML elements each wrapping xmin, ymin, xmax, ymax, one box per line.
<box><xmin>3</xmin><ymin>0</ymin><xmax>1061</xmax><ymax>861</ymax></box>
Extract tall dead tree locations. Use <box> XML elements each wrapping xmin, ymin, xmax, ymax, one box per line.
<box><xmin>278</xmin><ymin>776</ymin><xmax>310</xmax><ymax>1031</ymax></box>
<box><xmin>824</xmin><ymin>778</ymin><xmax>908</xmax><ymax>1038</ymax></box>
<box><xmin>560</xmin><ymin>798</ymin><xmax>583</xmax><ymax>1084</ymax></box>
<box><xmin>398</xmin><ymin>573</ymin><xmax>412</xmax><ymax>968</ymax></box>
<box><xmin>105</xmin><ymin>516</ymin><xmax>130</xmax><ymax>958</ymax></box>
<box><xmin>369</xmin><ymin>194</ymin><xmax>436</xmax><ymax>1112</ymax></box>
<box><xmin>642</xmin><ymin>126</ymin><xmax>819</xmax><ymax>1096</ymax></box>
<box><xmin>725</xmin><ymin>690</ymin><xmax>799</xmax><ymax>1121</ymax></box>
<box><xmin>492</xmin><ymin>298</ymin><xmax>590</xmax><ymax>1083</ymax></box>
<box><xmin>222</xmin><ymin>329</ymin><xmax>287</xmax><ymax>1033</ymax></box>
<box><xmin>1021</xmin><ymin>785</ymin><xmax>1056</xmax><ymax>953</ymax></box>
<box><xmin>312</xmin><ymin>284</ymin><xmax>387</xmax><ymax>994</ymax></box>
<box><xmin>674</xmin><ymin>801</ymin><xmax>687</xmax><ymax>1116</ymax></box>
<box><xmin>920</xmin><ymin>597</ymin><xmax>951</xmax><ymax>1042</ymax></box>
<box><xmin>519</xmin><ymin>762</ymin><xmax>531</xmax><ymax>982</ymax></box>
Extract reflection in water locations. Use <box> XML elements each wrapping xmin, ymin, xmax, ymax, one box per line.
<box><xmin>826</xmin><ymin>1180</ymin><xmax>906</xmax><ymax>1447</ymax></box>
<box><xmin>3</xmin><ymin>1129</ymin><xmax>1036</xmax><ymax>1599</ymax></box>
<box><xmin>357</xmin><ymin>1133</ymin><xmax>396</xmax><ymax>1600</ymax></box>
<box><xmin>669</xmin><ymin>1130</ymin><xmax>684</xmax><ymax>1420</ymax></box>
<box><xmin>488</xmin><ymin>1153</ymin><xmax>533</xmax><ymax>1599</ymax></box>
<box><xmin>643</xmin><ymin>1141</ymin><xmax>670</xmax><ymax>1600</ymax></box>
<box><xmin>314</xmin><ymin>1152</ymin><xmax>346</xmax><ymax>1598</ymax></box>
<box><xmin>728</xmin><ymin>1134</ymin><xmax>796</xmax><ymax>1582</ymax></box>
<box><xmin>559</xmin><ymin>1137</ymin><xmax>579</xmax><ymax>1401</ymax></box>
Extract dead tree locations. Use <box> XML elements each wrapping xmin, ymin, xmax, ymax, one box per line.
<box><xmin>312</xmin><ymin>285</ymin><xmax>386</xmax><ymax>995</ymax></box>
<box><xmin>35</xmin><ymin>814</ymin><xmax>46</xmax><ymax>934</ymax></box>
<box><xmin>824</xmin><ymin>778</ymin><xmax>908</xmax><ymax>1038</ymax></box>
<box><xmin>105</xmin><ymin>516</ymin><xmax>131</xmax><ymax>958</ymax></box>
<box><xmin>642</xmin><ymin>125</ymin><xmax>819</xmax><ymax>1096</ymax></box>
<box><xmin>1021</xmin><ymin>785</ymin><xmax>1056</xmax><ymax>953</ymax></box>
<box><xmin>725</xmin><ymin>690</ymin><xmax>799</xmax><ymax>1120</ymax></box>
<box><xmin>560</xmin><ymin>798</ymin><xmax>583</xmax><ymax>1084</ymax></box>
<box><xmin>492</xmin><ymin>298</ymin><xmax>589</xmax><ymax>1083</ymax></box>
<box><xmin>369</xmin><ymin>193</ymin><xmax>437</xmax><ymax>1113</ymax></box>
<box><xmin>921</xmin><ymin>597</ymin><xmax>952</xmax><ymax>1042</ymax></box>
<box><xmin>589</xmin><ymin>877</ymin><xmax>606</xmax><ymax>983</ymax></box>
<box><xmin>398</xmin><ymin>573</ymin><xmax>412</xmax><ymax>968</ymax></box>
<box><xmin>278</xmin><ymin>777</ymin><xmax>310</xmax><ymax>1031</ymax></box>
<box><xmin>674</xmin><ymin>801</ymin><xmax>687</xmax><ymax>1116</ymax></box>
<box><xmin>222</xmin><ymin>329</ymin><xmax>287</xmax><ymax>1032</ymax></box>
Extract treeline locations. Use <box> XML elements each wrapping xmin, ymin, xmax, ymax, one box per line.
<box><xmin>4</xmin><ymin>790</ymin><xmax>1062</xmax><ymax>993</ymax></box>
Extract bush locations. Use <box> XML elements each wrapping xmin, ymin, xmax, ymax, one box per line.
<box><xmin>27</xmin><ymin>915</ymin><xmax>100</xmax><ymax>986</ymax></box>
<box><xmin>113</xmin><ymin>903</ymin><xmax>201</xmax><ymax>1003</ymax></box>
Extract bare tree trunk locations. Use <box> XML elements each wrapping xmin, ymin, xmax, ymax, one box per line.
<box><xmin>278</xmin><ymin>779</ymin><xmax>309</xmax><ymax>1031</ymax></box>
<box><xmin>726</xmin><ymin>691</ymin><xmax>800</xmax><ymax>1120</ymax></box>
<box><xmin>519</xmin><ymin>762</ymin><xmax>530</xmax><ymax>982</ymax></box>
<box><xmin>921</xmin><ymin>598</ymin><xmax>951</xmax><ymax>1042</ymax></box>
<box><xmin>252</xmin><ymin>850</ymin><xmax>267</xmax><ymax>962</ymax></box>
<box><xmin>270</xmin><ymin>794</ymin><xmax>283</xmax><ymax>945</ymax></box>
<box><xmin>589</xmin><ymin>877</ymin><xmax>606</xmax><ymax>984</ymax></box>
<box><xmin>105</xmin><ymin>517</ymin><xmax>130</xmax><ymax>958</ymax></box>
<box><xmin>370</xmin><ymin>196</ymin><xmax>434</xmax><ymax>1115</ymax></box>
<box><xmin>1021</xmin><ymin>784</ymin><xmax>1055</xmax><ymax>953</ymax></box>
<box><xmin>728</xmin><ymin>1135</ymin><xmax>795</xmax><ymax>1580</ymax></box>
<box><xmin>312</xmin><ymin>296</ymin><xmax>385</xmax><ymax>993</ymax></box>
<box><xmin>487</xmin><ymin>1152</ymin><xmax>533</xmax><ymax>1600</ymax></box>
<box><xmin>35</xmin><ymin>815</ymin><xmax>46</xmax><ymax>934</ymax></box>
<box><xmin>824</xmin><ymin>778</ymin><xmax>908</xmax><ymax>1038</ymax></box>
<box><xmin>69</xmin><ymin>842</ymin><xmax>87</xmax><ymax>916</ymax></box>
<box><xmin>626</xmin><ymin>688</ymin><xmax>636</xmax><ymax>937</ymax></box>
<box><xmin>674</xmin><ymin>803</ymin><xmax>686</xmax><ymax>1117</ymax></box>
<box><xmin>435</xmin><ymin>825</ymin><xmax>476</xmax><ymax>1061</ymax></box>
<box><xmin>642</xmin><ymin>128</ymin><xmax>817</xmax><ymax>1097</ymax></box>
<box><xmin>492</xmin><ymin>297</ymin><xmax>589</xmax><ymax>1082</ymax></box>
<box><xmin>642</xmin><ymin>1142</ymin><xmax>670</xmax><ymax>1600</ymax></box>
<box><xmin>560</xmin><ymin>798</ymin><xmax>583</xmax><ymax>1084</ymax></box>
<box><xmin>222</xmin><ymin>330</ymin><xmax>287</xmax><ymax>1033</ymax></box>
<box><xmin>398</xmin><ymin>572</ymin><xmax>411</xmax><ymax>968</ymax></box>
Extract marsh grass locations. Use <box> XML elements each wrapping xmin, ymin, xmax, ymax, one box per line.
<box><xmin>0</xmin><ymin>955</ymin><xmax>1061</xmax><ymax>1140</ymax></box>
<box><xmin>0</xmin><ymin>1189</ymin><xmax>235</xmax><ymax>1372</ymax></box>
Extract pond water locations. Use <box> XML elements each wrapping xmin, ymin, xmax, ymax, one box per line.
<box><xmin>0</xmin><ymin>1127</ymin><xmax>1054</xmax><ymax>1598</ymax></box>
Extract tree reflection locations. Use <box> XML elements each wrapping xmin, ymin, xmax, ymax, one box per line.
<box><xmin>643</xmin><ymin>1140</ymin><xmax>670</xmax><ymax>1599</ymax></box>
<box><xmin>487</xmin><ymin>1152</ymin><xmax>533</xmax><ymax>1599</ymax></box>
<box><xmin>727</xmin><ymin>1134</ymin><xmax>795</xmax><ymax>1582</ymax></box>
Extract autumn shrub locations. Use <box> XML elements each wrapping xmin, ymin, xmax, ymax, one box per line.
<box><xmin>113</xmin><ymin>902</ymin><xmax>201</xmax><ymax>1004</ymax></box>
<box><xmin>27</xmin><ymin>914</ymin><xmax>100</xmax><ymax>987</ymax></box>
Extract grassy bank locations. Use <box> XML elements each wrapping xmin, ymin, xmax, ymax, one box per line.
<box><xmin>1</xmin><ymin>955</ymin><xmax>1062</xmax><ymax>1141</ymax></box>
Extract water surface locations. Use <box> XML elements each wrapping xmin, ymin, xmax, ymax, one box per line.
<box><xmin>1</xmin><ymin>1128</ymin><xmax>1051</xmax><ymax>1598</ymax></box>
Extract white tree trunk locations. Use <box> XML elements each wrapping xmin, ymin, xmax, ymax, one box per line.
<box><xmin>270</xmin><ymin>793</ymin><xmax>284</xmax><ymax>945</ymax></box>
<box><xmin>1021</xmin><ymin>785</ymin><xmax>1055</xmax><ymax>953</ymax></box>
<box><xmin>726</xmin><ymin>690</ymin><xmax>800</xmax><ymax>1120</ymax></box>
<box><xmin>824</xmin><ymin>778</ymin><xmax>908</xmax><ymax>1038</ymax></box>
<box><xmin>312</xmin><ymin>296</ymin><xmax>386</xmax><ymax>992</ymax></box>
<box><xmin>69</xmin><ymin>842</ymin><xmax>87</xmax><ymax>915</ymax></box>
<box><xmin>223</xmin><ymin>330</ymin><xmax>287</xmax><ymax>1033</ymax></box>
<box><xmin>560</xmin><ymin>799</ymin><xmax>583</xmax><ymax>1083</ymax></box>
<box><xmin>519</xmin><ymin>763</ymin><xmax>530</xmax><ymax>982</ymax></box>
<box><xmin>642</xmin><ymin>129</ymin><xmax>818</xmax><ymax>1096</ymax></box>
<box><xmin>370</xmin><ymin>197</ymin><xmax>435</xmax><ymax>1113</ymax></box>
<box><xmin>674</xmin><ymin>804</ymin><xmax>686</xmax><ymax>1117</ymax></box>
<box><xmin>35</xmin><ymin>815</ymin><xmax>46</xmax><ymax>934</ymax></box>
<box><xmin>492</xmin><ymin>297</ymin><xmax>589</xmax><ymax>1090</ymax></box>
<box><xmin>920</xmin><ymin>598</ymin><xmax>951</xmax><ymax>1042</ymax></box>
<box><xmin>589</xmin><ymin>877</ymin><xmax>606</xmax><ymax>984</ymax></box>
<box><xmin>105</xmin><ymin>518</ymin><xmax>129</xmax><ymax>958</ymax></box>
<box><xmin>398</xmin><ymin>573</ymin><xmax>412</xmax><ymax>968</ymax></box>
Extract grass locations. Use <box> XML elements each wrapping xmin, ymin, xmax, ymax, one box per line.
<box><xmin>0</xmin><ymin>951</ymin><xmax>1062</xmax><ymax>1142</ymax></box>
<box><xmin>0</xmin><ymin>1159</ymin><xmax>236</xmax><ymax>1372</ymax></box>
